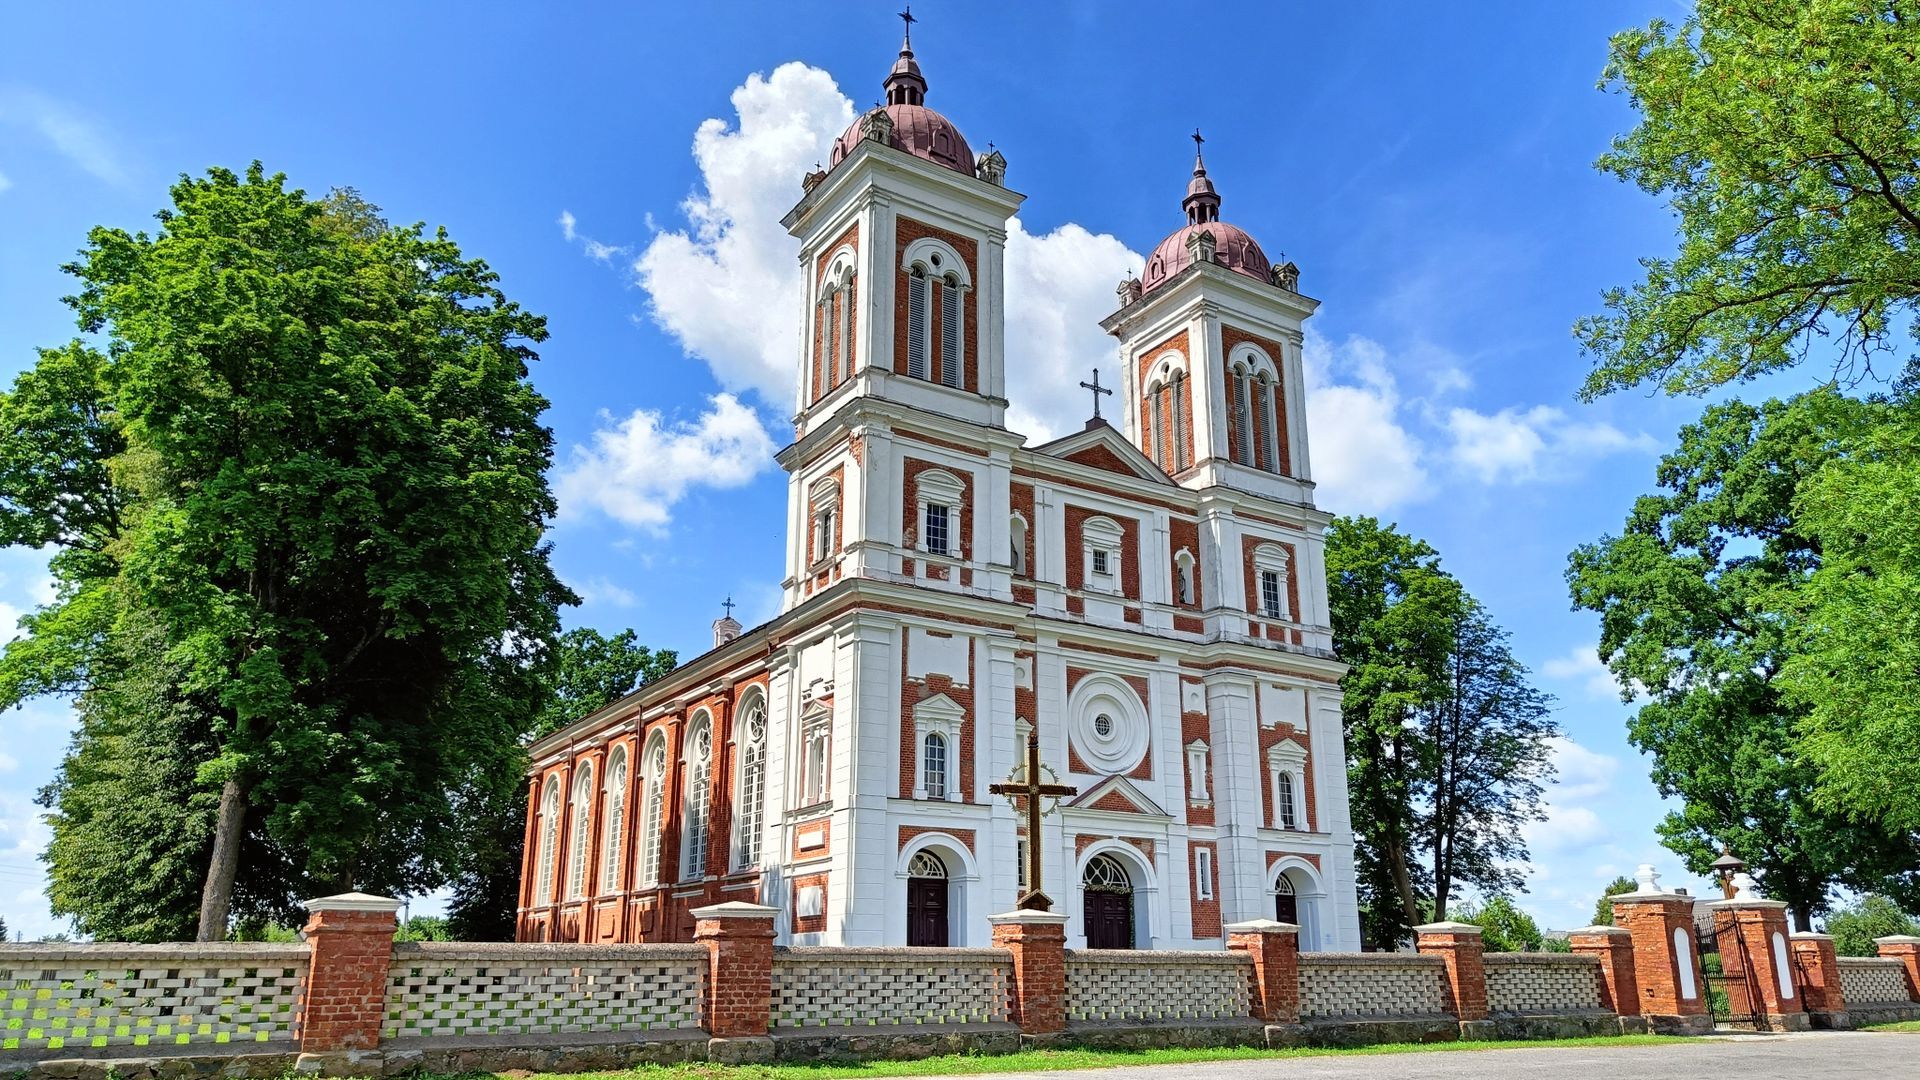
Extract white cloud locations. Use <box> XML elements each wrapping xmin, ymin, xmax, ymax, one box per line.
<box><xmin>0</xmin><ymin>89</ymin><xmax>128</xmax><ymax>187</ymax></box>
<box><xmin>572</xmin><ymin>576</ymin><xmax>638</xmax><ymax>608</ymax></box>
<box><xmin>1523</xmin><ymin>736</ymin><xmax>1623</xmax><ymax>856</ymax></box>
<box><xmin>558</xmin><ymin>209</ymin><xmax>577</xmax><ymax>241</ymax></box>
<box><xmin>0</xmin><ymin>601</ymin><xmax>22</xmax><ymax>643</ymax></box>
<box><xmin>1542</xmin><ymin>646</ymin><xmax>1621</xmax><ymax>700</ymax></box>
<box><xmin>1302</xmin><ymin>331</ymin><xmax>1429</xmax><ymax>514</ymax></box>
<box><xmin>632</xmin><ymin>62</ymin><xmax>854</xmax><ymax>402</ymax></box>
<box><xmin>1445</xmin><ymin>404</ymin><xmax>1656</xmax><ymax>484</ymax></box>
<box><xmin>556</xmin><ymin>393</ymin><xmax>776</xmax><ymax>534</ymax></box>
<box><xmin>1004</xmin><ymin>220</ymin><xmax>1144</xmax><ymax>442</ymax></box>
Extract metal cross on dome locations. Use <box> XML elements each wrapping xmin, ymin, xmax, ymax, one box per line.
<box><xmin>899</xmin><ymin>6</ymin><xmax>915</xmax><ymax>44</ymax></box>
<box><xmin>1079</xmin><ymin>368</ymin><xmax>1113</xmax><ymax>420</ymax></box>
<box><xmin>721</xmin><ymin>595</ymin><xmax>736</xmax><ymax>619</ymax></box>
<box><xmin>988</xmin><ymin>731</ymin><xmax>1078</xmax><ymax>911</ymax></box>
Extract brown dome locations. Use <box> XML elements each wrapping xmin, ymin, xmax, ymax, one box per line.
<box><xmin>831</xmin><ymin>103</ymin><xmax>975</xmax><ymax>176</ymax></box>
<box><xmin>1141</xmin><ymin>222</ymin><xmax>1272</xmax><ymax>293</ymax></box>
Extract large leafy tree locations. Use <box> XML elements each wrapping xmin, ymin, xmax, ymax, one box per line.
<box><xmin>1823</xmin><ymin>894</ymin><xmax>1920</xmax><ymax>956</ymax></box>
<box><xmin>447</xmin><ymin>628</ymin><xmax>677</xmax><ymax>940</ymax></box>
<box><xmin>1577</xmin><ymin>0</ymin><xmax>1920</xmax><ymax>400</ymax></box>
<box><xmin>1567</xmin><ymin>394</ymin><xmax>1919</xmax><ymax>928</ymax></box>
<box><xmin>1592</xmin><ymin>875</ymin><xmax>1638</xmax><ymax>926</ymax></box>
<box><xmin>0</xmin><ymin>167</ymin><xmax>573</xmax><ymax>939</ymax></box>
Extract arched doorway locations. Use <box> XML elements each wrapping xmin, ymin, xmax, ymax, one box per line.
<box><xmin>906</xmin><ymin>850</ymin><xmax>949</xmax><ymax>947</ymax></box>
<box><xmin>1274</xmin><ymin>874</ymin><xmax>1297</xmax><ymax>924</ymax></box>
<box><xmin>1082</xmin><ymin>853</ymin><xmax>1135</xmax><ymax>950</ymax></box>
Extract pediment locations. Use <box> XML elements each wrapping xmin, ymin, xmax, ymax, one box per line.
<box><xmin>1067</xmin><ymin>774</ymin><xmax>1170</xmax><ymax>818</ymax></box>
<box><xmin>1032</xmin><ymin>421</ymin><xmax>1174</xmax><ymax>486</ymax></box>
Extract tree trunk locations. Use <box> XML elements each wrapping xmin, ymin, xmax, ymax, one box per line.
<box><xmin>196</xmin><ymin>776</ymin><xmax>248</xmax><ymax>942</ymax></box>
<box><xmin>1386</xmin><ymin>838</ymin><xmax>1421</xmax><ymax>931</ymax></box>
<box><xmin>1792</xmin><ymin>905</ymin><xmax>1812</xmax><ymax>933</ymax></box>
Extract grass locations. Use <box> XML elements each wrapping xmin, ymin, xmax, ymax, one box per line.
<box><xmin>1861</xmin><ymin>1019</ymin><xmax>1920</xmax><ymax>1032</ymax></box>
<box><xmin>432</xmin><ymin>1035</ymin><xmax>1686</xmax><ymax>1080</ymax></box>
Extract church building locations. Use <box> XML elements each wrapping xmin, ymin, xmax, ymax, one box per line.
<box><xmin>517</xmin><ymin>24</ymin><xmax>1364</xmax><ymax>952</ymax></box>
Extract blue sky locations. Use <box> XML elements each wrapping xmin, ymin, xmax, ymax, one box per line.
<box><xmin>0</xmin><ymin>1</ymin><xmax>1782</xmax><ymax>937</ymax></box>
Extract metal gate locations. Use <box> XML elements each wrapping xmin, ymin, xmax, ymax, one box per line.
<box><xmin>1704</xmin><ymin>971</ymin><xmax>1756</xmax><ymax>1029</ymax></box>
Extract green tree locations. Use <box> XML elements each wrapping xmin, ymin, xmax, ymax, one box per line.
<box><xmin>1568</xmin><ymin>394</ymin><xmax>1919</xmax><ymax>928</ymax></box>
<box><xmin>1456</xmin><ymin>894</ymin><xmax>1545</xmax><ymax>953</ymax></box>
<box><xmin>0</xmin><ymin>167</ymin><xmax>572</xmax><ymax>939</ymax></box>
<box><xmin>445</xmin><ymin>627</ymin><xmax>677</xmax><ymax>940</ymax></box>
<box><xmin>1823</xmin><ymin>894</ymin><xmax>1920</xmax><ymax>957</ymax></box>
<box><xmin>1592</xmin><ymin>875</ymin><xmax>1638</xmax><ymax>926</ymax></box>
<box><xmin>1576</xmin><ymin>1</ymin><xmax>1920</xmax><ymax>400</ymax></box>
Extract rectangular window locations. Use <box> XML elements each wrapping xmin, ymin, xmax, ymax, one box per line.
<box><xmin>939</xmin><ymin>281</ymin><xmax>963</xmax><ymax>388</ymax></box>
<box><xmin>1091</xmin><ymin>548</ymin><xmax>1110</xmax><ymax>576</ymax></box>
<box><xmin>1196</xmin><ymin>847</ymin><xmax>1214</xmax><ymax>900</ymax></box>
<box><xmin>1016</xmin><ymin>837</ymin><xmax>1028</xmax><ymax>889</ymax></box>
<box><xmin>1261</xmin><ymin>569</ymin><xmax>1284</xmax><ymax>619</ymax></box>
<box><xmin>1186</xmin><ymin>745</ymin><xmax>1209</xmax><ymax>799</ymax></box>
<box><xmin>907</xmin><ymin>273</ymin><xmax>930</xmax><ymax>379</ymax></box>
<box><xmin>923</xmin><ymin>733</ymin><xmax>948</xmax><ymax>800</ymax></box>
<box><xmin>1277</xmin><ymin>771</ymin><xmax>1299</xmax><ymax>830</ymax></box>
<box><xmin>924</xmin><ymin>503</ymin><xmax>951</xmax><ymax>556</ymax></box>
<box><xmin>802</xmin><ymin>721</ymin><xmax>831</xmax><ymax>806</ymax></box>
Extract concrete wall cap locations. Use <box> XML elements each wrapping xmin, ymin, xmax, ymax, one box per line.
<box><xmin>1566</xmin><ymin>925</ymin><xmax>1631</xmax><ymax>936</ymax></box>
<box><xmin>691</xmin><ymin>901</ymin><xmax>779</xmax><ymax>920</ymax></box>
<box><xmin>1414</xmin><ymin>921</ymin><xmax>1483</xmax><ymax>934</ymax></box>
<box><xmin>987</xmin><ymin>909</ymin><xmax>1071</xmax><ymax>925</ymax></box>
<box><xmin>1707</xmin><ymin>897</ymin><xmax>1790</xmax><ymax>910</ymax></box>
<box><xmin>1614</xmin><ymin>889</ymin><xmax>1688</xmax><ymax>900</ymax></box>
<box><xmin>301</xmin><ymin>891</ymin><xmax>402</xmax><ymax>914</ymax></box>
<box><xmin>1224</xmin><ymin>919</ymin><xmax>1300</xmax><ymax>935</ymax></box>
<box><xmin>1790</xmin><ymin>932</ymin><xmax>1834</xmax><ymax>941</ymax></box>
<box><xmin>1874</xmin><ymin>934</ymin><xmax>1920</xmax><ymax>945</ymax></box>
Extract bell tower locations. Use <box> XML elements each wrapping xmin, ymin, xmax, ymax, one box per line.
<box><xmin>1100</xmin><ymin>136</ymin><xmax>1318</xmax><ymax>506</ymax></box>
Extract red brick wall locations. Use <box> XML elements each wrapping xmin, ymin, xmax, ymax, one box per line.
<box><xmin>899</xmin><ymin>656</ymin><xmax>977</xmax><ymax>801</ymax></box>
<box><xmin>1241</xmin><ymin>535</ymin><xmax>1301</xmax><ymax>626</ymax></box>
<box><xmin>791</xmin><ymin>873</ymin><xmax>830</xmax><ymax>935</ymax></box>
<box><xmin>894</xmin><ymin>217</ymin><xmax>978</xmax><ymax>392</ymax></box>
<box><xmin>805</xmin><ymin>465</ymin><xmax>845</xmax><ymax>596</ymax></box>
<box><xmin>1221</xmin><ymin>323</ymin><xmax>1292</xmax><ymax>475</ymax></box>
<box><xmin>1135</xmin><ymin>329</ymin><xmax>1192</xmax><ymax>467</ymax></box>
<box><xmin>1064</xmin><ymin>505</ymin><xmax>1140</xmax><ymax>599</ymax></box>
<box><xmin>1180</xmin><ymin>680</ymin><xmax>1214</xmax><ymax>828</ymax></box>
<box><xmin>899</xmin><ymin>825</ymin><xmax>977</xmax><ymax>853</ymax></box>
<box><xmin>811</xmin><ymin>221</ymin><xmax>860</xmax><ymax>405</ymax></box>
<box><xmin>1189</xmin><ymin>841</ymin><xmax>1222</xmax><ymax>939</ymax></box>
<box><xmin>903</xmin><ymin>457</ymin><xmax>973</xmax><ymax>559</ymax></box>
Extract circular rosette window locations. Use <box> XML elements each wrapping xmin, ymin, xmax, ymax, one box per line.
<box><xmin>1068</xmin><ymin>672</ymin><xmax>1149</xmax><ymax>775</ymax></box>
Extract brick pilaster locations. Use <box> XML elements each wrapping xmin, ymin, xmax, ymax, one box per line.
<box><xmin>1876</xmin><ymin>935</ymin><xmax>1920</xmax><ymax>1002</ymax></box>
<box><xmin>693</xmin><ymin>901</ymin><xmax>778</xmax><ymax>1056</ymax></box>
<box><xmin>1612</xmin><ymin>891</ymin><xmax>1712</xmax><ymax>1034</ymax></box>
<box><xmin>1568</xmin><ymin>925</ymin><xmax>1639</xmax><ymax>1017</ymax></box>
<box><xmin>1415</xmin><ymin>921</ymin><xmax>1488</xmax><ymax>1023</ymax></box>
<box><xmin>989</xmin><ymin>909</ymin><xmax>1069</xmax><ymax>1035</ymax></box>
<box><xmin>296</xmin><ymin>892</ymin><xmax>400</xmax><ymax>1059</ymax></box>
<box><xmin>1789</xmin><ymin>932</ymin><xmax>1850</xmax><ymax>1028</ymax></box>
<box><xmin>1710</xmin><ymin>899</ymin><xmax>1807</xmax><ymax>1030</ymax></box>
<box><xmin>1226</xmin><ymin>919</ymin><xmax>1299</xmax><ymax>1023</ymax></box>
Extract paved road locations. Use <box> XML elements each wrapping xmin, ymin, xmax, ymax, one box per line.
<box><xmin>964</xmin><ymin>1031</ymin><xmax>1916</xmax><ymax>1080</ymax></box>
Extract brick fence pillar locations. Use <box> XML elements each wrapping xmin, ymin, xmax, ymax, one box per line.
<box><xmin>1226</xmin><ymin>919</ymin><xmax>1300</xmax><ymax>1025</ymax></box>
<box><xmin>1789</xmin><ymin>932</ymin><xmax>1849</xmax><ymax>1029</ymax></box>
<box><xmin>1415</xmin><ymin>921</ymin><xmax>1489</xmax><ymax>1035</ymax></box>
<box><xmin>1876</xmin><ymin>935</ymin><xmax>1920</xmax><ymax>1002</ymax></box>
<box><xmin>692</xmin><ymin>902</ymin><xmax>778</xmax><ymax>1063</ymax></box>
<box><xmin>1612</xmin><ymin>885</ymin><xmax>1712</xmax><ymax>1034</ymax></box>
<box><xmin>296</xmin><ymin>892</ymin><xmax>400</xmax><ymax>1073</ymax></box>
<box><xmin>989</xmin><ymin>909</ymin><xmax>1070</xmax><ymax>1037</ymax></box>
<box><xmin>1568</xmin><ymin>925</ymin><xmax>1640</xmax><ymax>1020</ymax></box>
<box><xmin>1710</xmin><ymin>898</ymin><xmax>1807</xmax><ymax>1031</ymax></box>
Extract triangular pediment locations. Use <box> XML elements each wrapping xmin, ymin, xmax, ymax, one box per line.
<box><xmin>1067</xmin><ymin>774</ymin><xmax>1170</xmax><ymax>818</ymax></box>
<box><xmin>1031</xmin><ymin>421</ymin><xmax>1174</xmax><ymax>485</ymax></box>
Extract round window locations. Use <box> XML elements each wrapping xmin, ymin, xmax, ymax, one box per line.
<box><xmin>1094</xmin><ymin>713</ymin><xmax>1113</xmax><ymax>737</ymax></box>
<box><xmin>1067</xmin><ymin>677</ymin><xmax>1149</xmax><ymax>775</ymax></box>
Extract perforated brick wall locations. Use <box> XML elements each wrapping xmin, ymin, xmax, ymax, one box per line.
<box><xmin>1839</xmin><ymin>957</ymin><xmax>1911</xmax><ymax>1005</ymax></box>
<box><xmin>1063</xmin><ymin>950</ymin><xmax>1252</xmax><ymax>1024</ymax></box>
<box><xmin>771</xmin><ymin>948</ymin><xmax>1011</xmax><ymax>1028</ymax></box>
<box><xmin>1297</xmin><ymin>955</ymin><xmax>1448</xmax><ymax>1019</ymax></box>
<box><xmin>1483</xmin><ymin>953</ymin><xmax>1607</xmax><ymax>1016</ymax></box>
<box><xmin>383</xmin><ymin>943</ymin><xmax>705</xmax><ymax>1041</ymax></box>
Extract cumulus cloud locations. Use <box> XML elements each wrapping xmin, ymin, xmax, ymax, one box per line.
<box><xmin>0</xmin><ymin>89</ymin><xmax>128</xmax><ymax>187</ymax></box>
<box><xmin>1302</xmin><ymin>331</ymin><xmax>1430</xmax><ymax>514</ymax></box>
<box><xmin>571</xmin><ymin>576</ymin><xmax>638</xmax><ymax>608</ymax></box>
<box><xmin>1542</xmin><ymin>646</ymin><xmax>1623</xmax><ymax>700</ymax></box>
<box><xmin>0</xmin><ymin>601</ymin><xmax>22</xmax><ymax>644</ymax></box>
<box><xmin>1523</xmin><ymin>736</ymin><xmax>1622</xmax><ymax>856</ymax></box>
<box><xmin>1445</xmin><ymin>404</ymin><xmax>1656</xmax><ymax>484</ymax></box>
<box><xmin>556</xmin><ymin>394</ymin><xmax>776</xmax><ymax>533</ymax></box>
<box><xmin>632</xmin><ymin>62</ymin><xmax>855</xmax><ymax>402</ymax></box>
<box><xmin>1004</xmin><ymin>220</ymin><xmax>1144</xmax><ymax>442</ymax></box>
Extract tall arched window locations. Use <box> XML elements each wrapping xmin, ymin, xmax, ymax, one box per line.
<box><xmin>906</xmin><ymin>268</ymin><xmax>931</xmax><ymax>380</ymax></box>
<box><xmin>682</xmin><ymin>717</ymin><xmax>713</xmax><ymax>880</ymax></box>
<box><xmin>639</xmin><ymin>735</ymin><xmax>667</xmax><ymax>886</ymax></box>
<box><xmin>1010</xmin><ymin>514</ymin><xmax>1028</xmax><ymax>576</ymax></box>
<box><xmin>734</xmin><ymin>699</ymin><xmax>767</xmax><ymax>870</ymax></box>
<box><xmin>1147</xmin><ymin>382</ymin><xmax>1166</xmax><ymax>467</ymax></box>
<box><xmin>939</xmin><ymin>278</ymin><xmax>963</xmax><ymax>387</ymax></box>
<box><xmin>837</xmin><ymin>278</ymin><xmax>856</xmax><ymax>384</ymax></box>
<box><xmin>599</xmin><ymin>747</ymin><xmax>628</xmax><ymax>893</ymax></box>
<box><xmin>1170</xmin><ymin>372</ymin><xmax>1190</xmax><ymax>469</ymax></box>
<box><xmin>923</xmin><ymin>732</ymin><xmax>949</xmax><ymax>800</ymax></box>
<box><xmin>567</xmin><ymin>763</ymin><xmax>594</xmax><ymax>899</ymax></box>
<box><xmin>820</xmin><ymin>286</ymin><xmax>838</xmax><ymax>388</ymax></box>
<box><xmin>536</xmin><ymin>776</ymin><xmax>562</xmax><ymax>904</ymax></box>
<box><xmin>1259</xmin><ymin>373</ymin><xmax>1281</xmax><ymax>473</ymax></box>
<box><xmin>1233</xmin><ymin>367</ymin><xmax>1254</xmax><ymax>465</ymax></box>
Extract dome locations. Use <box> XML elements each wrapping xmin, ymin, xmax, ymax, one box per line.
<box><xmin>1141</xmin><ymin>221</ymin><xmax>1272</xmax><ymax>293</ymax></box>
<box><xmin>831</xmin><ymin>102</ymin><xmax>975</xmax><ymax>176</ymax></box>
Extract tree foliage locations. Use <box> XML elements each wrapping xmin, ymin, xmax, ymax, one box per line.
<box><xmin>1822</xmin><ymin>893</ymin><xmax>1920</xmax><ymax>956</ymax></box>
<box><xmin>1567</xmin><ymin>393</ymin><xmax>1920</xmax><ymax>928</ymax></box>
<box><xmin>1577</xmin><ymin>1</ymin><xmax>1920</xmax><ymax>399</ymax></box>
<box><xmin>1329</xmin><ymin>517</ymin><xmax>1558</xmax><ymax>947</ymax></box>
<box><xmin>1592</xmin><ymin>875</ymin><xmax>1638</xmax><ymax>927</ymax></box>
<box><xmin>1456</xmin><ymin>894</ymin><xmax>1546</xmax><ymax>953</ymax></box>
<box><xmin>0</xmin><ymin>166</ymin><xmax>573</xmax><ymax>939</ymax></box>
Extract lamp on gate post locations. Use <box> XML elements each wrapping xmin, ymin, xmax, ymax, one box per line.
<box><xmin>1711</xmin><ymin>848</ymin><xmax>1746</xmax><ymax>900</ymax></box>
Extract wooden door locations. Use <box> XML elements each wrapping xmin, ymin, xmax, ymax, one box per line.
<box><xmin>1275</xmin><ymin>893</ymin><xmax>1298</xmax><ymax>925</ymax></box>
<box><xmin>907</xmin><ymin>877</ymin><xmax>949</xmax><ymax>947</ymax></box>
<box><xmin>1084</xmin><ymin>891</ymin><xmax>1133</xmax><ymax>949</ymax></box>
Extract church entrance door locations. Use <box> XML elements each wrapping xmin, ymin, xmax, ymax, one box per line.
<box><xmin>1082</xmin><ymin>853</ymin><xmax>1135</xmax><ymax>950</ymax></box>
<box><xmin>1275</xmin><ymin>873</ymin><xmax>1298</xmax><ymax>924</ymax></box>
<box><xmin>906</xmin><ymin>851</ymin><xmax>949</xmax><ymax>947</ymax></box>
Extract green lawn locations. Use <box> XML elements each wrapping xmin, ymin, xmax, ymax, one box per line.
<box><xmin>1862</xmin><ymin>1019</ymin><xmax>1920</xmax><ymax>1032</ymax></box>
<box><xmin>432</xmin><ymin>1035</ymin><xmax>1685</xmax><ymax>1080</ymax></box>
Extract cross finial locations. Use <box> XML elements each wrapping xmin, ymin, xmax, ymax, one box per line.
<box><xmin>1079</xmin><ymin>368</ymin><xmax>1114</xmax><ymax>420</ymax></box>
<box><xmin>1192</xmin><ymin>128</ymin><xmax>1205</xmax><ymax>149</ymax></box>
<box><xmin>721</xmin><ymin>595</ymin><xmax>736</xmax><ymax>619</ymax></box>
<box><xmin>899</xmin><ymin>6</ymin><xmax>915</xmax><ymax>46</ymax></box>
<box><xmin>1191</xmin><ymin>128</ymin><xmax>1207</xmax><ymax>172</ymax></box>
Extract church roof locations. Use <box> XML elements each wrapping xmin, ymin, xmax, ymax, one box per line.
<box><xmin>1141</xmin><ymin>140</ymin><xmax>1273</xmax><ymax>295</ymax></box>
<box><xmin>829</xmin><ymin>25</ymin><xmax>975</xmax><ymax>178</ymax></box>
<box><xmin>1030</xmin><ymin>419</ymin><xmax>1176</xmax><ymax>486</ymax></box>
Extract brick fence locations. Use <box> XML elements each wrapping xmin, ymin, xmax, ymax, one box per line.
<box><xmin>4</xmin><ymin>896</ymin><xmax>1919</xmax><ymax>1078</ymax></box>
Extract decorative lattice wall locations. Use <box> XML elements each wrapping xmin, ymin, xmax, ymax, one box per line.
<box><xmin>382</xmin><ymin>943</ymin><xmax>706</xmax><ymax>1042</ymax></box>
<box><xmin>1483</xmin><ymin>954</ymin><xmax>1607</xmax><ymax>1015</ymax></box>
<box><xmin>1064</xmin><ymin>950</ymin><xmax>1253</xmax><ymax>1024</ymax></box>
<box><xmin>1838</xmin><ymin>957</ymin><xmax>1912</xmax><ymax>1005</ymax></box>
<box><xmin>1297</xmin><ymin>955</ymin><xmax>1448</xmax><ymax>1019</ymax></box>
<box><xmin>0</xmin><ymin>944</ymin><xmax>307</xmax><ymax>1057</ymax></box>
<box><xmin>771</xmin><ymin>948</ymin><xmax>1012</xmax><ymax>1028</ymax></box>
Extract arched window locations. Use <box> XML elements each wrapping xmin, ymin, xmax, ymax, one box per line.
<box><xmin>734</xmin><ymin>699</ymin><xmax>767</xmax><ymax>870</ymax></box>
<box><xmin>1083</xmin><ymin>853</ymin><xmax>1133</xmax><ymax>893</ymax></box>
<box><xmin>600</xmin><ymin>747</ymin><xmax>629</xmax><ymax>893</ymax></box>
<box><xmin>1147</xmin><ymin>381</ymin><xmax>1166</xmax><ymax>466</ymax></box>
<box><xmin>1277</xmin><ymin>771</ymin><xmax>1299</xmax><ymax>830</ymax></box>
<box><xmin>1174</xmin><ymin>549</ymin><xmax>1196</xmax><ymax>606</ymax></box>
<box><xmin>908</xmin><ymin>850</ymin><xmax>948</xmax><ymax>878</ymax></box>
<box><xmin>838</xmin><ymin>277</ymin><xmax>856</xmax><ymax>384</ymax></box>
<box><xmin>820</xmin><ymin>286</ymin><xmax>838</xmax><ymax>388</ymax></box>
<box><xmin>939</xmin><ymin>277</ymin><xmax>964</xmax><ymax>388</ymax></box>
<box><xmin>923</xmin><ymin>732</ymin><xmax>949</xmax><ymax>800</ymax></box>
<box><xmin>906</xmin><ymin>268</ymin><xmax>931</xmax><ymax>380</ymax></box>
<box><xmin>638</xmin><ymin>735</ymin><xmax>668</xmax><ymax>886</ymax></box>
<box><xmin>1258</xmin><ymin>373</ymin><xmax>1281</xmax><ymax>472</ymax></box>
<box><xmin>1010</xmin><ymin>514</ymin><xmax>1028</xmax><ymax>576</ymax></box>
<box><xmin>536</xmin><ymin>776</ymin><xmax>562</xmax><ymax>904</ymax></box>
<box><xmin>567</xmin><ymin>763</ymin><xmax>594</xmax><ymax>899</ymax></box>
<box><xmin>1170</xmin><ymin>371</ymin><xmax>1190</xmax><ymax>469</ymax></box>
<box><xmin>682</xmin><ymin>717</ymin><xmax>713</xmax><ymax>880</ymax></box>
<box><xmin>1233</xmin><ymin>366</ymin><xmax>1254</xmax><ymax>465</ymax></box>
